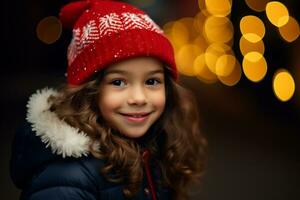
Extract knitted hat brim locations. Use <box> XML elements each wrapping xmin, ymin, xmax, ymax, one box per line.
<box><xmin>67</xmin><ymin>29</ymin><xmax>177</xmax><ymax>85</ymax></box>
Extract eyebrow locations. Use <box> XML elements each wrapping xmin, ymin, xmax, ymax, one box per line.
<box><xmin>104</xmin><ymin>69</ymin><xmax>164</xmax><ymax>76</ymax></box>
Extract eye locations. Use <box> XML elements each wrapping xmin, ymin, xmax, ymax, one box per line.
<box><xmin>145</xmin><ymin>78</ymin><xmax>162</xmax><ymax>86</ymax></box>
<box><xmin>110</xmin><ymin>79</ymin><xmax>126</xmax><ymax>87</ymax></box>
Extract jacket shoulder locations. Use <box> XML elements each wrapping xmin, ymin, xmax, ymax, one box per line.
<box><xmin>10</xmin><ymin>121</ymin><xmax>57</xmax><ymax>189</ymax></box>
<box><xmin>21</xmin><ymin>156</ymin><xmax>106</xmax><ymax>200</ymax></box>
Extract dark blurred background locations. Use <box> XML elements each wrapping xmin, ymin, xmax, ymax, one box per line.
<box><xmin>2</xmin><ymin>0</ymin><xmax>300</xmax><ymax>199</ymax></box>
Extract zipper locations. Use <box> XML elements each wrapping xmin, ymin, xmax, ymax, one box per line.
<box><xmin>142</xmin><ymin>149</ymin><xmax>157</xmax><ymax>200</ymax></box>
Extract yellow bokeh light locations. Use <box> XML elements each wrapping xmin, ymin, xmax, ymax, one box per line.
<box><xmin>37</xmin><ymin>16</ymin><xmax>62</xmax><ymax>44</ymax></box>
<box><xmin>171</xmin><ymin>21</ymin><xmax>189</xmax><ymax>46</ymax></box>
<box><xmin>198</xmin><ymin>0</ymin><xmax>212</xmax><ymax>17</ymax></box>
<box><xmin>240</xmin><ymin>15</ymin><xmax>265</xmax><ymax>43</ymax></box>
<box><xmin>215</xmin><ymin>54</ymin><xmax>236</xmax><ymax>77</ymax></box>
<box><xmin>273</xmin><ymin>69</ymin><xmax>295</xmax><ymax>101</ymax></box>
<box><xmin>176</xmin><ymin>44</ymin><xmax>203</xmax><ymax>76</ymax></box>
<box><xmin>239</xmin><ymin>35</ymin><xmax>265</xmax><ymax>56</ymax></box>
<box><xmin>218</xmin><ymin>60</ymin><xmax>242</xmax><ymax>86</ymax></box>
<box><xmin>204</xmin><ymin>16</ymin><xmax>234</xmax><ymax>43</ymax></box>
<box><xmin>205</xmin><ymin>43</ymin><xmax>232</xmax><ymax>74</ymax></box>
<box><xmin>245</xmin><ymin>0</ymin><xmax>270</xmax><ymax>12</ymax></box>
<box><xmin>193</xmin><ymin>36</ymin><xmax>208</xmax><ymax>51</ymax></box>
<box><xmin>179</xmin><ymin>17</ymin><xmax>199</xmax><ymax>40</ymax></box>
<box><xmin>279</xmin><ymin>16</ymin><xmax>300</xmax><ymax>42</ymax></box>
<box><xmin>194</xmin><ymin>54</ymin><xmax>206</xmax><ymax>75</ymax></box>
<box><xmin>194</xmin><ymin>54</ymin><xmax>218</xmax><ymax>83</ymax></box>
<box><xmin>242</xmin><ymin>52</ymin><xmax>268</xmax><ymax>82</ymax></box>
<box><xmin>169</xmin><ymin>41</ymin><xmax>181</xmax><ymax>55</ymax></box>
<box><xmin>193</xmin><ymin>11</ymin><xmax>206</xmax><ymax>34</ymax></box>
<box><xmin>243</xmin><ymin>33</ymin><xmax>263</xmax><ymax>43</ymax></box>
<box><xmin>163</xmin><ymin>21</ymin><xmax>174</xmax><ymax>34</ymax></box>
<box><xmin>163</xmin><ymin>22</ymin><xmax>181</xmax><ymax>54</ymax></box>
<box><xmin>163</xmin><ymin>23</ymin><xmax>174</xmax><ymax>41</ymax></box>
<box><xmin>205</xmin><ymin>0</ymin><xmax>232</xmax><ymax>17</ymax></box>
<box><xmin>266</xmin><ymin>1</ymin><xmax>289</xmax><ymax>27</ymax></box>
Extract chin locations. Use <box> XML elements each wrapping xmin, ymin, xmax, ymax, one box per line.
<box><xmin>120</xmin><ymin>128</ymin><xmax>148</xmax><ymax>138</ymax></box>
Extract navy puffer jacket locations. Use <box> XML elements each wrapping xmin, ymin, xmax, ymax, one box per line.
<box><xmin>10</xmin><ymin>88</ymin><xmax>172</xmax><ymax>200</ymax></box>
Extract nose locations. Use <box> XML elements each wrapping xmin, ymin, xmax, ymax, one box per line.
<box><xmin>127</xmin><ymin>85</ymin><xmax>147</xmax><ymax>106</ymax></box>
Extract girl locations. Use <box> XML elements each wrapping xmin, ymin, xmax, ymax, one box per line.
<box><xmin>10</xmin><ymin>0</ymin><xmax>207</xmax><ymax>199</ymax></box>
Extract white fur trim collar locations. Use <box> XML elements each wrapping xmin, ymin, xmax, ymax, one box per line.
<box><xmin>26</xmin><ymin>88</ymin><xmax>92</xmax><ymax>158</ymax></box>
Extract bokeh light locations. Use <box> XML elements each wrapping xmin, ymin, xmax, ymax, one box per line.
<box><xmin>193</xmin><ymin>36</ymin><xmax>208</xmax><ymax>51</ymax></box>
<box><xmin>266</xmin><ymin>1</ymin><xmax>289</xmax><ymax>27</ymax></box>
<box><xmin>278</xmin><ymin>16</ymin><xmax>300</xmax><ymax>42</ymax></box>
<box><xmin>36</xmin><ymin>16</ymin><xmax>62</xmax><ymax>44</ymax></box>
<box><xmin>204</xmin><ymin>16</ymin><xmax>234</xmax><ymax>43</ymax></box>
<box><xmin>205</xmin><ymin>43</ymin><xmax>233</xmax><ymax>74</ymax></box>
<box><xmin>239</xmin><ymin>35</ymin><xmax>265</xmax><ymax>56</ymax></box>
<box><xmin>245</xmin><ymin>0</ymin><xmax>270</xmax><ymax>12</ymax></box>
<box><xmin>205</xmin><ymin>0</ymin><xmax>232</xmax><ymax>17</ymax></box>
<box><xmin>163</xmin><ymin>21</ymin><xmax>174</xmax><ymax>34</ymax></box>
<box><xmin>171</xmin><ymin>21</ymin><xmax>189</xmax><ymax>46</ymax></box>
<box><xmin>175</xmin><ymin>44</ymin><xmax>203</xmax><ymax>76</ymax></box>
<box><xmin>194</xmin><ymin>54</ymin><xmax>218</xmax><ymax>83</ymax></box>
<box><xmin>240</xmin><ymin>15</ymin><xmax>265</xmax><ymax>43</ymax></box>
<box><xmin>179</xmin><ymin>17</ymin><xmax>199</xmax><ymax>40</ymax></box>
<box><xmin>163</xmin><ymin>0</ymin><xmax>297</xmax><ymax>100</ymax></box>
<box><xmin>273</xmin><ymin>69</ymin><xmax>295</xmax><ymax>101</ymax></box>
<box><xmin>193</xmin><ymin>11</ymin><xmax>206</xmax><ymax>33</ymax></box>
<box><xmin>218</xmin><ymin>60</ymin><xmax>242</xmax><ymax>86</ymax></box>
<box><xmin>242</xmin><ymin>51</ymin><xmax>268</xmax><ymax>82</ymax></box>
<box><xmin>215</xmin><ymin>54</ymin><xmax>236</xmax><ymax>77</ymax></box>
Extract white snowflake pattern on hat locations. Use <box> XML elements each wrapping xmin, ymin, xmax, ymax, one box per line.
<box><xmin>68</xmin><ymin>12</ymin><xmax>162</xmax><ymax>64</ymax></box>
<box><xmin>99</xmin><ymin>13</ymin><xmax>123</xmax><ymax>36</ymax></box>
<box><xmin>68</xmin><ymin>28</ymin><xmax>81</xmax><ymax>65</ymax></box>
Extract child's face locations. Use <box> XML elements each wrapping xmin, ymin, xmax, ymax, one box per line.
<box><xmin>98</xmin><ymin>57</ymin><xmax>166</xmax><ymax>138</ymax></box>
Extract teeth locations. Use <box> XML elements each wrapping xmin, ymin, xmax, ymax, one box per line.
<box><xmin>130</xmin><ymin>114</ymin><xmax>146</xmax><ymax>117</ymax></box>
<box><xmin>122</xmin><ymin>113</ymin><xmax>149</xmax><ymax>117</ymax></box>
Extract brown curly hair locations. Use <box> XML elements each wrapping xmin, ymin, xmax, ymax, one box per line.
<box><xmin>48</xmin><ymin>69</ymin><xmax>207</xmax><ymax>200</ymax></box>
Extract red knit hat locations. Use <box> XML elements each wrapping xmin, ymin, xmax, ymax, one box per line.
<box><xmin>59</xmin><ymin>0</ymin><xmax>177</xmax><ymax>85</ymax></box>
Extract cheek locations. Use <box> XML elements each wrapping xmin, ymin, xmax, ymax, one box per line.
<box><xmin>98</xmin><ymin>91</ymin><xmax>122</xmax><ymax>114</ymax></box>
<box><xmin>152</xmin><ymin>91</ymin><xmax>166</xmax><ymax>111</ymax></box>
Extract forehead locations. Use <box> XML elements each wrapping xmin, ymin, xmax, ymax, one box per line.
<box><xmin>104</xmin><ymin>57</ymin><xmax>164</xmax><ymax>75</ymax></box>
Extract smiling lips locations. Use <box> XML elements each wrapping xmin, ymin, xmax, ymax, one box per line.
<box><xmin>120</xmin><ymin>112</ymin><xmax>151</xmax><ymax>123</ymax></box>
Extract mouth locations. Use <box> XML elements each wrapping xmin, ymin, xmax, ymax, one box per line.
<box><xmin>119</xmin><ymin>112</ymin><xmax>151</xmax><ymax>123</ymax></box>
